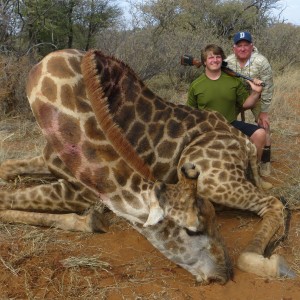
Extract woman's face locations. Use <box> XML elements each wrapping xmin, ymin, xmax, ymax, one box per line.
<box><xmin>204</xmin><ymin>51</ymin><xmax>223</xmax><ymax>71</ymax></box>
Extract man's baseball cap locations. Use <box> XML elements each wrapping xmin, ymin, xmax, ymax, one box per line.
<box><xmin>233</xmin><ymin>31</ymin><xmax>252</xmax><ymax>44</ymax></box>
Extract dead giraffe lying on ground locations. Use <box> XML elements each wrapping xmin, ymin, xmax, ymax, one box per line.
<box><xmin>0</xmin><ymin>49</ymin><xmax>296</xmax><ymax>284</ymax></box>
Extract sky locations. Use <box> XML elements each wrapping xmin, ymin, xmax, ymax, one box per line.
<box><xmin>276</xmin><ymin>0</ymin><xmax>300</xmax><ymax>25</ymax></box>
<box><xmin>116</xmin><ymin>0</ymin><xmax>300</xmax><ymax>26</ymax></box>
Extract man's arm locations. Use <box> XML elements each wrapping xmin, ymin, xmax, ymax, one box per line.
<box><xmin>243</xmin><ymin>80</ymin><xmax>263</xmax><ymax>109</ymax></box>
<box><xmin>256</xmin><ymin>55</ymin><xmax>274</xmax><ymax>113</ymax></box>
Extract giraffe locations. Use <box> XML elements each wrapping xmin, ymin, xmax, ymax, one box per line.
<box><xmin>0</xmin><ymin>49</ymin><xmax>232</xmax><ymax>284</ymax></box>
<box><xmin>0</xmin><ymin>49</ymin><xmax>295</xmax><ymax>283</ymax></box>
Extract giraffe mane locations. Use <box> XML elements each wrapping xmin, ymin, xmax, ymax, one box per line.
<box><xmin>81</xmin><ymin>50</ymin><xmax>155</xmax><ymax>181</ymax></box>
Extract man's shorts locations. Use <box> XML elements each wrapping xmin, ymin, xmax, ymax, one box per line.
<box><xmin>231</xmin><ymin>120</ymin><xmax>262</xmax><ymax>137</ymax></box>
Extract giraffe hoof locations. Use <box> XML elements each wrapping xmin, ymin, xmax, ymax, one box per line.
<box><xmin>89</xmin><ymin>209</ymin><xmax>110</xmax><ymax>233</ymax></box>
<box><xmin>260</xmin><ymin>180</ymin><xmax>273</xmax><ymax>190</ymax></box>
<box><xmin>238</xmin><ymin>252</ymin><xmax>296</xmax><ymax>278</ymax></box>
<box><xmin>277</xmin><ymin>256</ymin><xmax>297</xmax><ymax>278</ymax></box>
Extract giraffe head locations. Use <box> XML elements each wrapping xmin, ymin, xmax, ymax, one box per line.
<box><xmin>142</xmin><ymin>163</ymin><xmax>232</xmax><ymax>284</ymax></box>
<box><xmin>144</xmin><ymin>163</ymin><xmax>208</xmax><ymax>230</ymax></box>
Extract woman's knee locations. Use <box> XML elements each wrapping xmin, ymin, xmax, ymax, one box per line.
<box><xmin>250</xmin><ymin>128</ymin><xmax>266</xmax><ymax>145</ymax></box>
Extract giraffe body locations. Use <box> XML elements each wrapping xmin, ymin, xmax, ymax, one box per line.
<box><xmin>0</xmin><ymin>49</ymin><xmax>295</xmax><ymax>283</ymax></box>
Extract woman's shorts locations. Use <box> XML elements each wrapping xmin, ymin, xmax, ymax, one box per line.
<box><xmin>231</xmin><ymin>120</ymin><xmax>262</xmax><ymax>137</ymax></box>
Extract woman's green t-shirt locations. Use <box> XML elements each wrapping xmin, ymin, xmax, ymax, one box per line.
<box><xmin>187</xmin><ymin>72</ymin><xmax>249</xmax><ymax>123</ymax></box>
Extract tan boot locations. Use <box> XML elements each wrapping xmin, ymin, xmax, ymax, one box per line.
<box><xmin>260</xmin><ymin>162</ymin><xmax>271</xmax><ymax>177</ymax></box>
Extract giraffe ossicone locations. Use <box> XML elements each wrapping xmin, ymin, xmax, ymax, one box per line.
<box><xmin>0</xmin><ymin>49</ymin><xmax>296</xmax><ymax>284</ymax></box>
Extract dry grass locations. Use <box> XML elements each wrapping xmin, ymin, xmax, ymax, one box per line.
<box><xmin>0</xmin><ymin>116</ymin><xmax>45</xmax><ymax>164</ymax></box>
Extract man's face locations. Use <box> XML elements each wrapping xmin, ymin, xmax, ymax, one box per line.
<box><xmin>205</xmin><ymin>51</ymin><xmax>222</xmax><ymax>71</ymax></box>
<box><xmin>233</xmin><ymin>40</ymin><xmax>253</xmax><ymax>60</ymax></box>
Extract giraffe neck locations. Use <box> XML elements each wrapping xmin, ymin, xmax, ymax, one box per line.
<box><xmin>27</xmin><ymin>50</ymin><xmax>156</xmax><ymax>226</ymax></box>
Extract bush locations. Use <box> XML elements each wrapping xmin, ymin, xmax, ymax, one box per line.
<box><xmin>0</xmin><ymin>54</ymin><xmax>35</xmax><ymax>117</ymax></box>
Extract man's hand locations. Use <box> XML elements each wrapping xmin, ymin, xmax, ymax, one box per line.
<box><xmin>257</xmin><ymin>112</ymin><xmax>270</xmax><ymax>129</ymax></box>
<box><xmin>243</xmin><ymin>79</ymin><xmax>263</xmax><ymax>110</ymax></box>
<box><xmin>247</xmin><ymin>79</ymin><xmax>263</xmax><ymax>94</ymax></box>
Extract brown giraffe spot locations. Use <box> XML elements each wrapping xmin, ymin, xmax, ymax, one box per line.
<box><xmin>153</xmin><ymin>162</ymin><xmax>171</xmax><ymax>179</ymax></box>
<box><xmin>84</xmin><ymin>117</ymin><xmax>106</xmax><ymax>140</ymax></box>
<box><xmin>218</xmin><ymin>170</ymin><xmax>228</xmax><ymax>181</ymax></box>
<box><xmin>142</xmin><ymin>86</ymin><xmax>156</xmax><ymax>100</ymax></box>
<box><xmin>41</xmin><ymin>76</ymin><xmax>57</xmax><ymax>103</ymax></box>
<box><xmin>128</xmin><ymin>122</ymin><xmax>146</xmax><ymax>144</ymax></box>
<box><xmin>122</xmin><ymin>190</ymin><xmax>143</xmax><ymax>209</ymax></box>
<box><xmin>75</xmin><ymin>97</ymin><xmax>92</xmax><ymax>113</ymax></box>
<box><xmin>157</xmin><ymin>140</ymin><xmax>177</xmax><ymax>158</ymax></box>
<box><xmin>149</xmin><ymin>123</ymin><xmax>164</xmax><ymax>146</ymax></box>
<box><xmin>143</xmin><ymin>152</ymin><xmax>155</xmax><ymax>166</ymax></box>
<box><xmin>136</xmin><ymin>97</ymin><xmax>153</xmax><ymax>122</ymax></box>
<box><xmin>215</xmin><ymin>185</ymin><xmax>226</xmax><ymax>193</ymax></box>
<box><xmin>117</xmin><ymin>105</ymin><xmax>136</xmax><ymax>132</ymax></box>
<box><xmin>48</xmin><ymin>56</ymin><xmax>75</xmax><ymax>78</ymax></box>
<box><xmin>165</xmin><ymin>240</ymin><xmax>178</xmax><ymax>251</ymax></box>
<box><xmin>167</xmin><ymin>119</ymin><xmax>184</xmax><ymax>138</ymax></box>
<box><xmin>199</xmin><ymin>159</ymin><xmax>211</xmax><ymax>172</ymax></box>
<box><xmin>212</xmin><ymin>141</ymin><xmax>226</xmax><ymax>150</ymax></box>
<box><xmin>227</xmin><ymin>141</ymin><xmax>240</xmax><ymax>151</ymax></box>
<box><xmin>60</xmin><ymin>148</ymin><xmax>82</xmax><ymax>174</ymax></box>
<box><xmin>82</xmin><ymin>141</ymin><xmax>119</xmax><ymax>162</ymax></box>
<box><xmin>215</xmin><ymin>121</ymin><xmax>230</xmax><ymax>131</ymax></box>
<box><xmin>212</xmin><ymin>160</ymin><xmax>222</xmax><ymax>169</ymax></box>
<box><xmin>122</xmin><ymin>76</ymin><xmax>140</xmax><ymax>100</ymax></box>
<box><xmin>112</xmin><ymin>160</ymin><xmax>133</xmax><ymax>187</ymax></box>
<box><xmin>203</xmin><ymin>177</ymin><xmax>216</xmax><ymax>186</ymax></box>
<box><xmin>153</xmin><ymin>98</ymin><xmax>168</xmax><ymax>111</ymax></box>
<box><xmin>79</xmin><ymin>166</ymin><xmax>116</xmax><ymax>193</ymax></box>
<box><xmin>61</xmin><ymin>84</ymin><xmax>76</xmax><ymax>110</ymax></box>
<box><xmin>50</xmin><ymin>156</ymin><xmax>64</xmax><ymax>170</ymax></box>
<box><xmin>58</xmin><ymin>114</ymin><xmax>81</xmax><ymax>145</ymax></box>
<box><xmin>131</xmin><ymin>174</ymin><xmax>142</xmax><ymax>192</ymax></box>
<box><xmin>136</xmin><ymin>137</ymin><xmax>151</xmax><ymax>154</ymax></box>
<box><xmin>68</xmin><ymin>56</ymin><xmax>82</xmax><ymax>74</ymax></box>
<box><xmin>173</xmin><ymin>106</ymin><xmax>189</xmax><ymax>120</ymax></box>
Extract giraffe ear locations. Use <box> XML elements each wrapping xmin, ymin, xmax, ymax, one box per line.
<box><xmin>143</xmin><ymin>202</ymin><xmax>164</xmax><ymax>227</ymax></box>
<box><xmin>143</xmin><ymin>183</ymin><xmax>165</xmax><ymax>227</ymax></box>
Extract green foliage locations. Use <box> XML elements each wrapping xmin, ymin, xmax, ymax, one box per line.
<box><xmin>257</xmin><ymin>23</ymin><xmax>300</xmax><ymax>73</ymax></box>
<box><xmin>0</xmin><ymin>0</ymin><xmax>122</xmax><ymax>55</ymax></box>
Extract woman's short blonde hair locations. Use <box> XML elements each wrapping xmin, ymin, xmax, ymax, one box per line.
<box><xmin>201</xmin><ymin>44</ymin><xmax>226</xmax><ymax>65</ymax></box>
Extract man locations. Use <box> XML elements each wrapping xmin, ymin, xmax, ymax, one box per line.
<box><xmin>187</xmin><ymin>44</ymin><xmax>267</xmax><ymax>163</ymax></box>
<box><xmin>226</xmin><ymin>31</ymin><xmax>274</xmax><ymax>176</ymax></box>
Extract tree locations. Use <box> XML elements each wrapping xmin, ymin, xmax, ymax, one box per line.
<box><xmin>73</xmin><ymin>0</ymin><xmax>121</xmax><ymax>50</ymax></box>
<box><xmin>0</xmin><ymin>0</ymin><xmax>122</xmax><ymax>56</ymax></box>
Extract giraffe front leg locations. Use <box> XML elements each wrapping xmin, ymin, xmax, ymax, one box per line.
<box><xmin>0</xmin><ymin>180</ymin><xmax>109</xmax><ymax>233</ymax></box>
<box><xmin>0</xmin><ymin>155</ymin><xmax>50</xmax><ymax>181</ymax></box>
<box><xmin>0</xmin><ymin>207</ymin><xmax>109</xmax><ymax>233</ymax></box>
<box><xmin>237</xmin><ymin>195</ymin><xmax>296</xmax><ymax>278</ymax></box>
